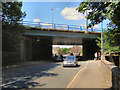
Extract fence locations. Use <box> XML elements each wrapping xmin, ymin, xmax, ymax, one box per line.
<box><xmin>20</xmin><ymin>21</ymin><xmax>101</xmax><ymax>32</ymax></box>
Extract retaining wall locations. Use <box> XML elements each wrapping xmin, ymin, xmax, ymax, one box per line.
<box><xmin>101</xmin><ymin>55</ymin><xmax>119</xmax><ymax>90</ymax></box>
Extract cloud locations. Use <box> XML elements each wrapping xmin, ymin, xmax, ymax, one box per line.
<box><xmin>33</xmin><ymin>19</ymin><xmax>40</xmax><ymax>22</ymax></box>
<box><xmin>61</xmin><ymin>7</ymin><xmax>85</xmax><ymax>20</ymax></box>
<box><xmin>79</xmin><ymin>24</ymin><xmax>99</xmax><ymax>30</ymax></box>
<box><xmin>93</xmin><ymin>25</ymin><xmax>99</xmax><ymax>29</ymax></box>
<box><xmin>40</xmin><ymin>22</ymin><xmax>52</xmax><ymax>26</ymax></box>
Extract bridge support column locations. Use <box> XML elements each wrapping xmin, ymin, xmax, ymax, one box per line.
<box><xmin>20</xmin><ymin>37</ymin><xmax>32</xmax><ymax>61</ymax></box>
<box><xmin>20</xmin><ymin>36</ymin><xmax>52</xmax><ymax>61</ymax></box>
<box><xmin>83</xmin><ymin>40</ymin><xmax>99</xmax><ymax>60</ymax></box>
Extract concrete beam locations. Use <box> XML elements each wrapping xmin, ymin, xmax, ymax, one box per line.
<box><xmin>24</xmin><ymin>30</ymin><xmax>100</xmax><ymax>39</ymax></box>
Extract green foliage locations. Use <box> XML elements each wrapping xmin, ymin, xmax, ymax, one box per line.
<box><xmin>77</xmin><ymin>2</ymin><xmax>120</xmax><ymax>28</ymax></box>
<box><xmin>77</xmin><ymin>2</ymin><xmax>120</xmax><ymax>48</ymax></box>
<box><xmin>2</xmin><ymin>24</ymin><xmax>25</xmax><ymax>51</ymax></box>
<box><xmin>2</xmin><ymin>1</ymin><xmax>26</xmax><ymax>52</ymax></box>
<box><xmin>2</xmin><ymin>1</ymin><xmax>26</xmax><ymax>24</ymax></box>
<box><xmin>80</xmin><ymin>49</ymin><xmax>82</xmax><ymax>54</ymax></box>
<box><xmin>25</xmin><ymin>25</ymin><xmax>31</xmax><ymax>28</ymax></box>
<box><xmin>62</xmin><ymin>48</ymin><xmax>70</xmax><ymax>54</ymax></box>
<box><xmin>57</xmin><ymin>49</ymin><xmax>61</xmax><ymax>55</ymax></box>
<box><xmin>57</xmin><ymin>48</ymin><xmax>70</xmax><ymax>55</ymax></box>
<box><xmin>96</xmin><ymin>30</ymin><xmax>120</xmax><ymax>54</ymax></box>
<box><xmin>35</xmin><ymin>26</ymin><xmax>39</xmax><ymax>28</ymax></box>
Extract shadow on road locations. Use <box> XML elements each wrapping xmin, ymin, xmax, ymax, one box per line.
<box><xmin>63</xmin><ymin>65</ymin><xmax>81</xmax><ymax>68</ymax></box>
<box><xmin>2</xmin><ymin>62</ymin><xmax>60</xmax><ymax>89</ymax></box>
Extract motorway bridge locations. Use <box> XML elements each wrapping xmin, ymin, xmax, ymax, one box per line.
<box><xmin>20</xmin><ymin>21</ymin><xmax>101</xmax><ymax>61</ymax></box>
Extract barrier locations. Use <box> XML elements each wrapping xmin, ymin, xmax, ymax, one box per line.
<box><xmin>101</xmin><ymin>55</ymin><xmax>119</xmax><ymax>90</ymax></box>
<box><xmin>19</xmin><ymin>21</ymin><xmax>101</xmax><ymax>32</ymax></box>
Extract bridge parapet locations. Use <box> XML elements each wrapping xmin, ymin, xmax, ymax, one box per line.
<box><xmin>20</xmin><ymin>21</ymin><xmax>101</xmax><ymax>32</ymax></box>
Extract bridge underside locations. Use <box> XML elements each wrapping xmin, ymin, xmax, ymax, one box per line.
<box><xmin>20</xmin><ymin>29</ymin><xmax>100</xmax><ymax>61</ymax></box>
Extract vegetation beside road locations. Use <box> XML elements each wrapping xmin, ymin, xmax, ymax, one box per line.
<box><xmin>77</xmin><ymin>2</ymin><xmax>120</xmax><ymax>54</ymax></box>
<box><xmin>58</xmin><ymin>48</ymin><xmax>71</xmax><ymax>55</ymax></box>
<box><xmin>96</xmin><ymin>29</ymin><xmax>120</xmax><ymax>54</ymax></box>
<box><xmin>2</xmin><ymin>1</ymin><xmax>26</xmax><ymax>65</ymax></box>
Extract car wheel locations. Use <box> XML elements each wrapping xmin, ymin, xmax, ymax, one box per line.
<box><xmin>63</xmin><ymin>65</ymin><xmax>65</xmax><ymax>67</ymax></box>
<box><xmin>76</xmin><ymin>64</ymin><xmax>78</xmax><ymax>67</ymax></box>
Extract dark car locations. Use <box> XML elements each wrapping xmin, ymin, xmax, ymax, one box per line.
<box><xmin>54</xmin><ymin>55</ymin><xmax>63</xmax><ymax>62</ymax></box>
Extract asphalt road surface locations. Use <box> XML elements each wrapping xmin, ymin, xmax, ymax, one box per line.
<box><xmin>2</xmin><ymin>60</ymin><xmax>111</xmax><ymax>89</ymax></box>
<box><xmin>2</xmin><ymin>61</ymin><xmax>86</xmax><ymax>88</ymax></box>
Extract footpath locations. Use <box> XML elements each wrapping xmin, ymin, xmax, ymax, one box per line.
<box><xmin>67</xmin><ymin>60</ymin><xmax>112</xmax><ymax>88</ymax></box>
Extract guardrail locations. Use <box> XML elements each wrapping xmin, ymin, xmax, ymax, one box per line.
<box><xmin>20</xmin><ymin>21</ymin><xmax>101</xmax><ymax>32</ymax></box>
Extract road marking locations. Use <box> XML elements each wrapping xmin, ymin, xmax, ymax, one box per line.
<box><xmin>66</xmin><ymin>61</ymin><xmax>90</xmax><ymax>88</ymax></box>
<box><xmin>66</xmin><ymin>68</ymin><xmax>83</xmax><ymax>88</ymax></box>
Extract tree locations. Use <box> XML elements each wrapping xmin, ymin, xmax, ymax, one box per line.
<box><xmin>2</xmin><ymin>1</ymin><xmax>26</xmax><ymax>52</ymax></box>
<box><xmin>76</xmin><ymin>2</ymin><xmax>120</xmax><ymax>47</ymax></box>
<box><xmin>62</xmin><ymin>48</ymin><xmax>70</xmax><ymax>54</ymax></box>
<box><xmin>96</xmin><ymin>30</ymin><xmax>119</xmax><ymax>54</ymax></box>
<box><xmin>57</xmin><ymin>48</ymin><xmax>70</xmax><ymax>55</ymax></box>
<box><xmin>57</xmin><ymin>49</ymin><xmax>61</xmax><ymax>55</ymax></box>
<box><xmin>2</xmin><ymin>1</ymin><xmax>26</xmax><ymax>24</ymax></box>
<box><xmin>77</xmin><ymin>2</ymin><xmax>120</xmax><ymax>28</ymax></box>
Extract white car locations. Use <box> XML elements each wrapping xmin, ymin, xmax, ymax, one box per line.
<box><xmin>63</xmin><ymin>56</ymin><xmax>78</xmax><ymax>67</ymax></box>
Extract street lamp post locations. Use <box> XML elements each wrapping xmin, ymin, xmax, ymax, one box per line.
<box><xmin>101</xmin><ymin>21</ymin><xmax>103</xmax><ymax>56</ymax></box>
<box><xmin>51</xmin><ymin>7</ymin><xmax>56</xmax><ymax>28</ymax></box>
<box><xmin>86</xmin><ymin>10</ymin><xmax>88</xmax><ymax>32</ymax></box>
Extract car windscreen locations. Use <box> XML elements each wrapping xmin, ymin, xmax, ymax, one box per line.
<box><xmin>66</xmin><ymin>56</ymin><xmax>75</xmax><ymax>60</ymax></box>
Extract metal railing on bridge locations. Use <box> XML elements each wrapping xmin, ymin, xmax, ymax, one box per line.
<box><xmin>20</xmin><ymin>21</ymin><xmax>101</xmax><ymax>32</ymax></box>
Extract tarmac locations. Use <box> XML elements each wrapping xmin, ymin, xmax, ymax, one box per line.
<box><xmin>2</xmin><ymin>60</ymin><xmax>118</xmax><ymax>89</ymax></box>
<box><xmin>2</xmin><ymin>61</ymin><xmax>52</xmax><ymax>70</ymax></box>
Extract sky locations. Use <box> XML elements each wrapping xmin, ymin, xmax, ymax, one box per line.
<box><xmin>21</xmin><ymin>2</ymin><xmax>110</xmax><ymax>30</ymax></box>
<box><xmin>52</xmin><ymin>45</ymin><xmax>82</xmax><ymax>48</ymax></box>
<box><xmin>52</xmin><ymin>45</ymin><xmax>74</xmax><ymax>48</ymax></box>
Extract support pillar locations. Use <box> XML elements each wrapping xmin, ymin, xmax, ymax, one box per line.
<box><xmin>83</xmin><ymin>40</ymin><xmax>99</xmax><ymax>60</ymax></box>
<box><xmin>20</xmin><ymin>37</ymin><xmax>32</xmax><ymax>61</ymax></box>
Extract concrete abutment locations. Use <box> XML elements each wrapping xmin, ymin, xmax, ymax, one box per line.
<box><xmin>20</xmin><ymin>36</ymin><xmax>52</xmax><ymax>61</ymax></box>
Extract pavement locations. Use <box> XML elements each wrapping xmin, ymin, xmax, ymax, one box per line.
<box><xmin>67</xmin><ymin>60</ymin><xmax>112</xmax><ymax>88</ymax></box>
